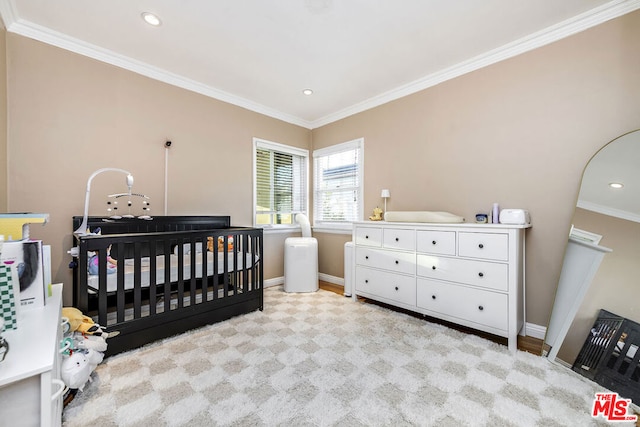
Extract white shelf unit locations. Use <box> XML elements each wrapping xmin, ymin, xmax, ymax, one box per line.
<box><xmin>351</xmin><ymin>222</ymin><xmax>529</xmax><ymax>352</ymax></box>
<box><xmin>0</xmin><ymin>283</ymin><xmax>64</xmax><ymax>427</ymax></box>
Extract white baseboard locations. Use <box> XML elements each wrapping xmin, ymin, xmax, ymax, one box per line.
<box><xmin>318</xmin><ymin>273</ymin><xmax>344</xmax><ymax>286</ymax></box>
<box><xmin>264</xmin><ymin>277</ymin><xmax>284</xmax><ymax>288</ymax></box>
<box><xmin>265</xmin><ymin>274</ymin><xmax>345</xmax><ymax>289</ymax></box>
<box><xmin>524</xmin><ymin>322</ymin><xmax>547</xmax><ymax>340</ymax></box>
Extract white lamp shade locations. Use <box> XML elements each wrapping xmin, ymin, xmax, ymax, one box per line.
<box><xmin>381</xmin><ymin>189</ymin><xmax>390</xmax><ymax>198</ymax></box>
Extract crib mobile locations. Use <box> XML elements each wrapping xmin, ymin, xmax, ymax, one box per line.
<box><xmin>106</xmin><ymin>192</ymin><xmax>152</xmax><ymax>220</ymax></box>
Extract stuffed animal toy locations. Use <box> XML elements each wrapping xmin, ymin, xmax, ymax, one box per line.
<box><xmin>83</xmin><ymin>348</ymin><xmax>104</xmax><ymax>371</ymax></box>
<box><xmin>61</xmin><ymin>352</ymin><xmax>92</xmax><ymax>391</ymax></box>
<box><xmin>207</xmin><ymin>236</ymin><xmax>234</xmax><ymax>252</ymax></box>
<box><xmin>369</xmin><ymin>207</ymin><xmax>383</xmax><ymax>221</ymax></box>
<box><xmin>87</xmin><ymin>244</ymin><xmax>117</xmax><ymax>275</ymax></box>
<box><xmin>61</xmin><ymin>307</ymin><xmax>116</xmax><ymax>338</ymax></box>
<box><xmin>72</xmin><ymin>332</ymin><xmax>108</xmax><ymax>352</ymax></box>
<box><xmin>62</xmin><ymin>307</ymin><xmax>97</xmax><ymax>334</ymax></box>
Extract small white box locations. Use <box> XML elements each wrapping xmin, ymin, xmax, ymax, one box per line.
<box><xmin>0</xmin><ymin>240</ymin><xmax>45</xmax><ymax>310</ymax></box>
<box><xmin>499</xmin><ymin>209</ymin><xmax>531</xmax><ymax>225</ymax></box>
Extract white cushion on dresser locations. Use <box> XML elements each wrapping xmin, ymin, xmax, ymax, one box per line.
<box><xmin>384</xmin><ymin>211</ymin><xmax>465</xmax><ymax>223</ymax></box>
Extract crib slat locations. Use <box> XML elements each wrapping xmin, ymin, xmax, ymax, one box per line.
<box><xmin>98</xmin><ymin>248</ymin><xmax>108</xmax><ymax>327</ymax></box>
<box><xmin>163</xmin><ymin>240</ymin><xmax>172</xmax><ymax>313</ymax></box>
<box><xmin>133</xmin><ymin>241</ymin><xmax>142</xmax><ymax>319</ymax></box>
<box><xmin>149</xmin><ymin>239</ymin><xmax>157</xmax><ymax>316</ymax></box>
<box><xmin>213</xmin><ymin>240</ymin><xmax>219</xmax><ymax>299</ymax></box>
<box><xmin>115</xmin><ymin>242</ymin><xmax>126</xmax><ymax>324</ymax></box>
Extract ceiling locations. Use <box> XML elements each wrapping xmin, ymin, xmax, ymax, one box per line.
<box><xmin>0</xmin><ymin>0</ymin><xmax>638</xmax><ymax>129</ymax></box>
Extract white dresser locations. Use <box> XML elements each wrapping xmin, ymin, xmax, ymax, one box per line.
<box><xmin>0</xmin><ymin>283</ymin><xmax>64</xmax><ymax>427</ymax></box>
<box><xmin>352</xmin><ymin>222</ymin><xmax>529</xmax><ymax>352</ymax></box>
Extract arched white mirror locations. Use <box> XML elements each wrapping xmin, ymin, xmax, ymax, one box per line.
<box><xmin>544</xmin><ymin>129</ymin><xmax>640</xmax><ymax>401</ymax></box>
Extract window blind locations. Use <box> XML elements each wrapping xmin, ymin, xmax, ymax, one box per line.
<box><xmin>254</xmin><ymin>139</ymin><xmax>307</xmax><ymax>226</ymax></box>
<box><xmin>313</xmin><ymin>139</ymin><xmax>363</xmax><ymax>223</ymax></box>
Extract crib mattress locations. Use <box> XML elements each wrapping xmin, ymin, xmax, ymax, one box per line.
<box><xmin>87</xmin><ymin>252</ymin><xmax>258</xmax><ymax>293</ymax></box>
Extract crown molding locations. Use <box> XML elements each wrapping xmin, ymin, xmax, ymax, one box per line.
<box><xmin>309</xmin><ymin>0</ymin><xmax>640</xmax><ymax>128</ymax></box>
<box><xmin>1</xmin><ymin>0</ymin><xmax>638</xmax><ymax>130</ymax></box>
<box><xmin>577</xmin><ymin>200</ymin><xmax>640</xmax><ymax>224</ymax></box>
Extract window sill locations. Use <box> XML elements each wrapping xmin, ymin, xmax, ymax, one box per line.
<box><xmin>259</xmin><ymin>225</ymin><xmax>301</xmax><ymax>235</ymax></box>
<box><xmin>312</xmin><ymin>224</ymin><xmax>353</xmax><ymax>235</ymax></box>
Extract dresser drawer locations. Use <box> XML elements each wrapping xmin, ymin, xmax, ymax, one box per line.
<box><xmin>383</xmin><ymin>228</ymin><xmax>415</xmax><ymax>251</ymax></box>
<box><xmin>355</xmin><ymin>266</ymin><xmax>416</xmax><ymax>306</ymax></box>
<box><xmin>458</xmin><ymin>232</ymin><xmax>508</xmax><ymax>261</ymax></box>
<box><xmin>416</xmin><ymin>230</ymin><xmax>456</xmax><ymax>255</ymax></box>
<box><xmin>416</xmin><ymin>255</ymin><xmax>508</xmax><ymax>292</ymax></box>
<box><xmin>355</xmin><ymin>227</ymin><xmax>383</xmax><ymax>247</ymax></box>
<box><xmin>416</xmin><ymin>278</ymin><xmax>507</xmax><ymax>332</ymax></box>
<box><xmin>355</xmin><ymin>247</ymin><xmax>415</xmax><ymax>275</ymax></box>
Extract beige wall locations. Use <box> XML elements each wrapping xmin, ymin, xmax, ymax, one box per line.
<box><xmin>312</xmin><ymin>10</ymin><xmax>640</xmax><ymax>327</ymax></box>
<box><xmin>5</xmin><ymin>34</ymin><xmax>310</xmax><ymax>304</ymax></box>
<box><xmin>556</xmin><ymin>208</ymin><xmax>640</xmax><ymax>363</ymax></box>
<box><xmin>0</xmin><ymin>25</ymin><xmax>6</xmax><ymax>211</ymax></box>
<box><xmin>4</xmin><ymin>11</ymin><xmax>640</xmax><ymax>328</ymax></box>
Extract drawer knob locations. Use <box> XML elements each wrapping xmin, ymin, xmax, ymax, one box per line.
<box><xmin>478</xmin><ymin>305</ymin><xmax>484</xmax><ymax>311</ymax></box>
<box><xmin>478</xmin><ymin>243</ymin><xmax>484</xmax><ymax>249</ymax></box>
<box><xmin>365</xmin><ymin>256</ymin><xmax>369</xmax><ymax>259</ymax></box>
<box><xmin>395</xmin><ymin>286</ymin><xmax>399</xmax><ymax>291</ymax></box>
<box><xmin>432</xmin><ymin>240</ymin><xmax>437</xmax><ymax>245</ymax></box>
<box><xmin>395</xmin><ymin>260</ymin><xmax>399</xmax><ymax>264</ymax></box>
<box><xmin>432</xmin><ymin>295</ymin><xmax>436</xmax><ymax>300</ymax></box>
<box><xmin>395</xmin><ymin>237</ymin><xmax>399</xmax><ymax>242</ymax></box>
<box><xmin>478</xmin><ymin>272</ymin><xmax>484</xmax><ymax>278</ymax></box>
<box><xmin>432</xmin><ymin>266</ymin><xmax>436</xmax><ymax>270</ymax></box>
<box><xmin>366</xmin><ymin>235</ymin><xmax>369</xmax><ymax>239</ymax></box>
<box><xmin>365</xmin><ymin>279</ymin><xmax>368</xmax><ymax>283</ymax></box>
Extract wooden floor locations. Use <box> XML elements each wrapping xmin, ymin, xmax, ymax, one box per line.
<box><xmin>318</xmin><ymin>281</ymin><xmax>544</xmax><ymax>355</ymax></box>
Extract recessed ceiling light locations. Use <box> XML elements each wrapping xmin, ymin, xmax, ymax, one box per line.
<box><xmin>609</xmin><ymin>182</ymin><xmax>624</xmax><ymax>189</ymax></box>
<box><xmin>141</xmin><ymin>12</ymin><xmax>162</xmax><ymax>26</ymax></box>
<box><xmin>302</xmin><ymin>89</ymin><xmax>313</xmax><ymax>96</ymax></box>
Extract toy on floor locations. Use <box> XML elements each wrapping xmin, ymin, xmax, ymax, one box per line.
<box><xmin>59</xmin><ymin>306</ymin><xmax>117</xmax><ymax>397</ymax></box>
<box><xmin>61</xmin><ymin>352</ymin><xmax>92</xmax><ymax>391</ymax></box>
<box><xmin>61</xmin><ymin>307</ymin><xmax>117</xmax><ymax>338</ymax></box>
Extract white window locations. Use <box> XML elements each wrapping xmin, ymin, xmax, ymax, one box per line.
<box><xmin>313</xmin><ymin>138</ymin><xmax>364</xmax><ymax>229</ymax></box>
<box><xmin>253</xmin><ymin>138</ymin><xmax>308</xmax><ymax>228</ymax></box>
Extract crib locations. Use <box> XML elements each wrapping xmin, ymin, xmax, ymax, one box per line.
<box><xmin>72</xmin><ymin>216</ymin><xmax>263</xmax><ymax>356</ymax></box>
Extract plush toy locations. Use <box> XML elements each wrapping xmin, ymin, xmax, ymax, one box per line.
<box><xmin>62</xmin><ymin>307</ymin><xmax>97</xmax><ymax>334</ymax></box>
<box><xmin>83</xmin><ymin>348</ymin><xmax>104</xmax><ymax>371</ymax></box>
<box><xmin>369</xmin><ymin>207</ymin><xmax>384</xmax><ymax>221</ymax></box>
<box><xmin>88</xmin><ymin>245</ymin><xmax>117</xmax><ymax>275</ymax></box>
<box><xmin>72</xmin><ymin>332</ymin><xmax>108</xmax><ymax>352</ymax></box>
<box><xmin>61</xmin><ymin>352</ymin><xmax>92</xmax><ymax>391</ymax></box>
<box><xmin>207</xmin><ymin>236</ymin><xmax>234</xmax><ymax>252</ymax></box>
<box><xmin>61</xmin><ymin>307</ymin><xmax>115</xmax><ymax>338</ymax></box>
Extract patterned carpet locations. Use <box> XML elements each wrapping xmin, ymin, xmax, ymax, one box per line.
<box><xmin>63</xmin><ymin>286</ymin><xmax>634</xmax><ymax>426</ymax></box>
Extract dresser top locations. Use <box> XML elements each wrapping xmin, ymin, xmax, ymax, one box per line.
<box><xmin>353</xmin><ymin>220</ymin><xmax>531</xmax><ymax>229</ymax></box>
<box><xmin>0</xmin><ymin>284</ymin><xmax>63</xmax><ymax>386</ymax></box>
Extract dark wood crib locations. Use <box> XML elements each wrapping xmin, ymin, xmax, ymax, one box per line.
<box><xmin>72</xmin><ymin>216</ymin><xmax>263</xmax><ymax>356</ymax></box>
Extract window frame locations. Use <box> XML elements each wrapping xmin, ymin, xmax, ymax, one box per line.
<box><xmin>252</xmin><ymin>137</ymin><xmax>309</xmax><ymax>231</ymax></box>
<box><xmin>312</xmin><ymin>138</ymin><xmax>364</xmax><ymax>233</ymax></box>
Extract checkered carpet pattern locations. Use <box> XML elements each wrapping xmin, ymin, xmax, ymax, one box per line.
<box><xmin>0</xmin><ymin>265</ymin><xmax>17</xmax><ymax>331</ymax></box>
<box><xmin>63</xmin><ymin>286</ymin><xmax>630</xmax><ymax>426</ymax></box>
